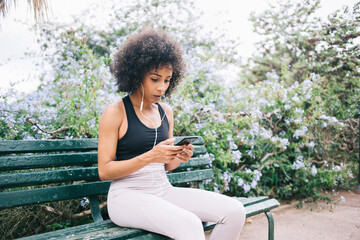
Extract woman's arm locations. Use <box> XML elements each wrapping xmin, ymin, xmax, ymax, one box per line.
<box><xmin>98</xmin><ymin>103</ymin><xmax>183</xmax><ymax>181</ymax></box>
<box><xmin>164</xmin><ymin>103</ymin><xmax>194</xmax><ymax>171</ymax></box>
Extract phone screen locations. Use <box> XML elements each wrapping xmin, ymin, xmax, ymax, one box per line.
<box><xmin>175</xmin><ymin>137</ymin><xmax>198</xmax><ymax>146</ymax></box>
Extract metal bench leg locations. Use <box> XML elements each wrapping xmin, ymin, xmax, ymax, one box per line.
<box><xmin>265</xmin><ymin>212</ymin><xmax>275</xmax><ymax>240</ymax></box>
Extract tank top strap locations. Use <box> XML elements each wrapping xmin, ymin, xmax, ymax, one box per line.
<box><xmin>156</xmin><ymin>102</ymin><xmax>167</xmax><ymax>120</ymax></box>
<box><xmin>122</xmin><ymin>95</ymin><xmax>137</xmax><ymax>123</ymax></box>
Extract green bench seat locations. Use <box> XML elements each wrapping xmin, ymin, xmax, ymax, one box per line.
<box><xmin>0</xmin><ymin>137</ymin><xmax>279</xmax><ymax>239</ymax></box>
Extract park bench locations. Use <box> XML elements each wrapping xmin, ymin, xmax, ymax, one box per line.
<box><xmin>0</xmin><ymin>136</ymin><xmax>280</xmax><ymax>240</ymax></box>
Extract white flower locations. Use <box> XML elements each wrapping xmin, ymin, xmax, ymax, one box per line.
<box><xmin>245</xmin><ymin>168</ymin><xmax>252</xmax><ymax>174</ymax></box>
<box><xmin>293</xmin><ymin>126</ymin><xmax>308</xmax><ymax>139</ymax></box>
<box><xmin>311</xmin><ymin>165</ymin><xmax>318</xmax><ymax>176</ymax></box>
<box><xmin>222</xmin><ymin>171</ymin><xmax>232</xmax><ymax>184</ymax></box>
<box><xmin>310</xmin><ymin>73</ymin><xmax>319</xmax><ymax>82</ymax></box>
<box><xmin>292</xmin><ymin>95</ymin><xmax>300</xmax><ymax>103</ymax></box>
<box><xmin>308</xmin><ymin>141</ymin><xmax>315</xmax><ymax>149</ymax></box>
<box><xmin>251</xmin><ymin>110</ymin><xmax>263</xmax><ymax>119</ymax></box>
<box><xmin>333</xmin><ymin>165</ymin><xmax>341</xmax><ymax>172</ymax></box>
<box><xmin>294</xmin><ymin>118</ymin><xmax>303</xmax><ymax>124</ymax></box>
<box><xmin>292</xmin><ymin>158</ymin><xmax>305</xmax><ymax>170</ymax></box>
<box><xmin>80</xmin><ymin>197</ymin><xmax>89</xmax><ymax>208</ymax></box>
<box><xmin>231</xmin><ymin>150</ymin><xmax>242</xmax><ymax>164</ymax></box>
<box><xmin>237</xmin><ymin>178</ymin><xmax>244</xmax><ymax>187</ymax></box>
<box><xmin>260</xmin><ymin>127</ymin><xmax>272</xmax><ymax>139</ymax></box>
<box><xmin>279</xmin><ymin>138</ymin><xmax>290</xmax><ymax>150</ymax></box>
<box><xmin>339</xmin><ymin>196</ymin><xmax>346</xmax><ymax>204</ymax></box>
<box><xmin>243</xmin><ymin>183</ymin><xmax>251</xmax><ymax>193</ymax></box>
<box><xmin>265</xmin><ymin>71</ymin><xmax>280</xmax><ymax>81</ymax></box>
<box><xmin>195</xmin><ymin>123</ymin><xmax>205</xmax><ymax>131</ymax></box>
<box><xmin>229</xmin><ymin>141</ymin><xmax>238</xmax><ymax>150</ymax></box>
<box><xmin>295</xmin><ymin>108</ymin><xmax>304</xmax><ymax>115</ymax></box>
<box><xmin>213</xmin><ymin>183</ymin><xmax>220</xmax><ymax>193</ymax></box>
<box><xmin>251</xmin><ymin>179</ymin><xmax>258</xmax><ymax>189</ymax></box>
<box><xmin>253</xmin><ymin>170</ymin><xmax>262</xmax><ymax>181</ymax></box>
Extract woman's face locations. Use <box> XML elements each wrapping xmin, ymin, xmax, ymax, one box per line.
<box><xmin>141</xmin><ymin>66</ymin><xmax>173</xmax><ymax>103</ymax></box>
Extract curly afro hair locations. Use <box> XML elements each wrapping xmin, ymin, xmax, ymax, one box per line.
<box><xmin>112</xmin><ymin>27</ymin><xmax>186</xmax><ymax>96</ymax></box>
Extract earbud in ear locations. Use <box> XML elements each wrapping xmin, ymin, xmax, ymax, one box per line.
<box><xmin>140</xmin><ymin>83</ymin><xmax>144</xmax><ymax>112</ymax></box>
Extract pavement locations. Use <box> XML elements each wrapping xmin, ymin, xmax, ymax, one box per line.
<box><xmin>206</xmin><ymin>190</ymin><xmax>360</xmax><ymax>240</ymax></box>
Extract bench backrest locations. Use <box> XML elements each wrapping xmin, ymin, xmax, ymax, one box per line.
<box><xmin>0</xmin><ymin>136</ymin><xmax>213</xmax><ymax>221</ymax></box>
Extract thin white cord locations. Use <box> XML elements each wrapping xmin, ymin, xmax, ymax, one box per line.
<box><xmin>139</xmin><ymin>83</ymin><xmax>168</xmax><ymax>148</ymax></box>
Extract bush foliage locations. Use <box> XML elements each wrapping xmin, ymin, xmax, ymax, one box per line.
<box><xmin>1</xmin><ymin>0</ymin><xmax>358</xmax><ymax>199</ymax></box>
<box><xmin>1</xmin><ymin>0</ymin><xmax>359</xmax><ymax>237</ymax></box>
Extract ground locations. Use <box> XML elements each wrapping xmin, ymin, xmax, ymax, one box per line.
<box><xmin>205</xmin><ymin>190</ymin><xmax>360</xmax><ymax>240</ymax></box>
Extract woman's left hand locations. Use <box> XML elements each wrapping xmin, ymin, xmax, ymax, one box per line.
<box><xmin>175</xmin><ymin>144</ymin><xmax>194</xmax><ymax>162</ymax></box>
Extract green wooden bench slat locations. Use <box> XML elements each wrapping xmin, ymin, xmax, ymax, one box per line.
<box><xmin>0</xmin><ymin>137</ymin><xmax>203</xmax><ymax>155</ymax></box>
<box><xmin>177</xmin><ymin>157</ymin><xmax>211</xmax><ymax>169</ymax></box>
<box><xmin>202</xmin><ymin>222</ymin><xmax>217</xmax><ymax>231</ymax></box>
<box><xmin>60</xmin><ymin>227</ymin><xmax>147</xmax><ymax>240</ymax></box>
<box><xmin>0</xmin><ymin>152</ymin><xmax>97</xmax><ymax>171</ymax></box>
<box><xmin>244</xmin><ymin>198</ymin><xmax>280</xmax><ymax>218</ymax></box>
<box><xmin>237</xmin><ymin>196</ymin><xmax>270</xmax><ymax>206</ymax></box>
<box><xmin>167</xmin><ymin>169</ymin><xmax>214</xmax><ymax>184</ymax></box>
<box><xmin>0</xmin><ymin>139</ymin><xmax>98</xmax><ymax>154</ymax></box>
<box><xmin>18</xmin><ymin>219</ymin><xmax>146</xmax><ymax>240</ymax></box>
<box><xmin>0</xmin><ymin>181</ymin><xmax>111</xmax><ymax>209</ymax></box>
<box><xmin>0</xmin><ymin>154</ymin><xmax>208</xmax><ymax>172</ymax></box>
<box><xmin>0</xmin><ymin>167</ymin><xmax>99</xmax><ymax>188</ymax></box>
<box><xmin>1</xmin><ymin>137</ymin><xmax>280</xmax><ymax>240</ymax></box>
<box><xmin>202</xmin><ymin>197</ymin><xmax>280</xmax><ymax>231</ymax></box>
<box><xmin>0</xmin><ymin>169</ymin><xmax>213</xmax><ymax>208</ymax></box>
<box><xmin>18</xmin><ymin>197</ymin><xmax>279</xmax><ymax>240</ymax></box>
<box><xmin>192</xmin><ymin>145</ymin><xmax>207</xmax><ymax>157</ymax></box>
<box><xmin>128</xmin><ymin>233</ymin><xmax>170</xmax><ymax>240</ymax></box>
<box><xmin>1</xmin><ymin>164</ymin><xmax>212</xmax><ymax>189</ymax></box>
<box><xmin>0</xmin><ymin>142</ymin><xmax>205</xmax><ymax>157</ymax></box>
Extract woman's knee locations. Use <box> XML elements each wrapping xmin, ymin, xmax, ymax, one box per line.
<box><xmin>172</xmin><ymin>212</ymin><xmax>205</xmax><ymax>239</ymax></box>
<box><xmin>226</xmin><ymin>200</ymin><xmax>246</xmax><ymax>227</ymax></box>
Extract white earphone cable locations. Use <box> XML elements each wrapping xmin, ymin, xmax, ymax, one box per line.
<box><xmin>139</xmin><ymin>83</ymin><xmax>168</xmax><ymax>148</ymax></box>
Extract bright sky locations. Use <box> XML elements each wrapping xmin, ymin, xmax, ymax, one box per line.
<box><xmin>0</xmin><ymin>0</ymin><xmax>358</xmax><ymax>94</ymax></box>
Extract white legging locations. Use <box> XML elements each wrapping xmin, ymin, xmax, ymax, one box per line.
<box><xmin>107</xmin><ymin>164</ymin><xmax>246</xmax><ymax>240</ymax></box>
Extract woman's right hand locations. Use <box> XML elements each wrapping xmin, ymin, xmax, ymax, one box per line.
<box><xmin>142</xmin><ymin>138</ymin><xmax>184</xmax><ymax>164</ymax></box>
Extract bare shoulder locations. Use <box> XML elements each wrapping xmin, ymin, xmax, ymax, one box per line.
<box><xmin>159</xmin><ymin>102</ymin><xmax>174</xmax><ymax>126</ymax></box>
<box><xmin>100</xmin><ymin>100</ymin><xmax>125</xmax><ymax>125</ymax></box>
<box><xmin>159</xmin><ymin>102</ymin><xmax>173</xmax><ymax>114</ymax></box>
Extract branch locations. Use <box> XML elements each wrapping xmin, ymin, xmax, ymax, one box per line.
<box><xmin>41</xmin><ymin>201</ymin><xmax>108</xmax><ymax>220</ymax></box>
<box><xmin>72</xmin><ymin>201</ymin><xmax>107</xmax><ymax>219</ymax></box>
<box><xmin>329</xmin><ymin>32</ymin><xmax>360</xmax><ymax>45</ymax></box>
<box><xmin>263</xmin><ymin>109</ymin><xmax>282</xmax><ymax>132</ymax></box>
<box><xmin>26</xmin><ymin>116</ymin><xmax>69</xmax><ymax>139</ymax></box>
<box><xmin>260</xmin><ymin>152</ymin><xmax>276</xmax><ymax>163</ymax></box>
<box><xmin>234</xmin><ymin>164</ymin><xmax>249</xmax><ymax>173</ymax></box>
<box><xmin>41</xmin><ymin>205</ymin><xmax>63</xmax><ymax>216</ymax></box>
<box><xmin>309</xmin><ymin>158</ymin><xmax>324</xmax><ymax>166</ymax></box>
<box><xmin>258</xmin><ymin>159</ymin><xmax>277</xmax><ymax>171</ymax></box>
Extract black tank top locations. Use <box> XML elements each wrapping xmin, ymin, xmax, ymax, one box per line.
<box><xmin>116</xmin><ymin>95</ymin><xmax>169</xmax><ymax>161</ymax></box>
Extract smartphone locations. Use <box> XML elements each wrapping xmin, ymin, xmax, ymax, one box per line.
<box><xmin>175</xmin><ymin>137</ymin><xmax>198</xmax><ymax>146</ymax></box>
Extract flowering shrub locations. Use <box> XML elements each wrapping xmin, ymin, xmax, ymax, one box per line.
<box><xmin>171</xmin><ymin>68</ymin><xmax>357</xmax><ymax>199</ymax></box>
<box><xmin>1</xmin><ymin>0</ymin><xmax>357</xmax><ymax>201</ymax></box>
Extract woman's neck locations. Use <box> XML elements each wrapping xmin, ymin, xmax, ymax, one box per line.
<box><xmin>129</xmin><ymin>90</ymin><xmax>154</xmax><ymax>111</ymax></box>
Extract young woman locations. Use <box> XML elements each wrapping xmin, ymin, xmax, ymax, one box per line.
<box><xmin>98</xmin><ymin>27</ymin><xmax>246</xmax><ymax>240</ymax></box>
